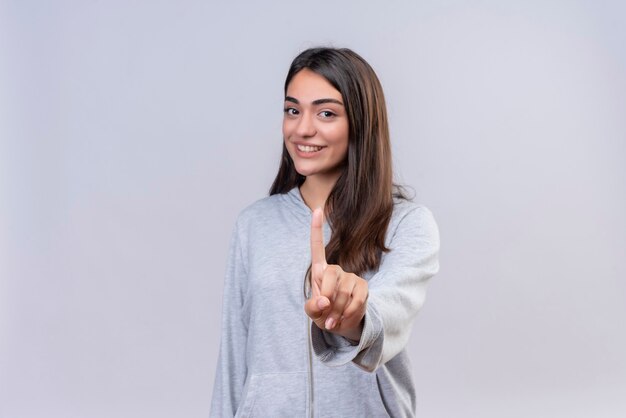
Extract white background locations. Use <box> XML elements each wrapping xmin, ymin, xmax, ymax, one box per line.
<box><xmin>1</xmin><ymin>1</ymin><xmax>625</xmax><ymax>417</ymax></box>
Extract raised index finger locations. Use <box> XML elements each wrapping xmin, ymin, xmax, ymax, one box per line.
<box><xmin>311</xmin><ymin>208</ymin><xmax>327</xmax><ymax>268</ymax></box>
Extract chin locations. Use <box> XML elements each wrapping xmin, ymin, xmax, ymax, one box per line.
<box><xmin>289</xmin><ymin>159</ymin><xmax>312</xmax><ymax>177</ymax></box>
<box><xmin>293</xmin><ymin>165</ymin><xmax>315</xmax><ymax>177</ymax></box>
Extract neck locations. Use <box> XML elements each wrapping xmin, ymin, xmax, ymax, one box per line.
<box><xmin>299</xmin><ymin>172</ymin><xmax>340</xmax><ymax>211</ymax></box>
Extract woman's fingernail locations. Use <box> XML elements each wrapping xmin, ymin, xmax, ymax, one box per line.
<box><xmin>325</xmin><ymin>317</ymin><xmax>335</xmax><ymax>330</ymax></box>
<box><xmin>318</xmin><ymin>298</ymin><xmax>329</xmax><ymax>310</ymax></box>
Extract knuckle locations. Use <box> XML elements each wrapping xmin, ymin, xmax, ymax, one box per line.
<box><xmin>331</xmin><ymin>306</ymin><xmax>342</xmax><ymax>316</ymax></box>
<box><xmin>323</xmin><ymin>268</ymin><xmax>334</xmax><ymax>279</ymax></box>
<box><xmin>330</xmin><ymin>265</ymin><xmax>342</xmax><ymax>276</ymax></box>
<box><xmin>342</xmin><ymin>307</ymin><xmax>355</xmax><ymax>319</ymax></box>
<box><xmin>354</xmin><ymin>295</ymin><xmax>367</xmax><ymax>306</ymax></box>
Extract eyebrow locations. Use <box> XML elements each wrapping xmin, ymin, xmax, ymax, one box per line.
<box><xmin>285</xmin><ymin>96</ymin><xmax>344</xmax><ymax>106</ymax></box>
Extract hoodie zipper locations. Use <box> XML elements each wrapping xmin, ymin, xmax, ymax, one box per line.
<box><xmin>304</xmin><ymin>262</ymin><xmax>314</xmax><ymax>418</ymax></box>
<box><xmin>307</xmin><ymin>316</ymin><xmax>315</xmax><ymax>418</ymax></box>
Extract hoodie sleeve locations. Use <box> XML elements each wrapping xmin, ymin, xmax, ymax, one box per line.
<box><xmin>311</xmin><ymin>205</ymin><xmax>440</xmax><ymax>372</ymax></box>
<box><xmin>210</xmin><ymin>220</ymin><xmax>249</xmax><ymax>417</ymax></box>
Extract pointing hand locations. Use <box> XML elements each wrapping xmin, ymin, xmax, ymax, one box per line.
<box><xmin>304</xmin><ymin>208</ymin><xmax>368</xmax><ymax>342</ymax></box>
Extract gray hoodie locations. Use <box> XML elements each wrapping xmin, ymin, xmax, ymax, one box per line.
<box><xmin>210</xmin><ymin>187</ymin><xmax>440</xmax><ymax>417</ymax></box>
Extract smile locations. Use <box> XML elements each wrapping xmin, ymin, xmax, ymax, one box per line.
<box><xmin>297</xmin><ymin>144</ymin><xmax>325</xmax><ymax>152</ymax></box>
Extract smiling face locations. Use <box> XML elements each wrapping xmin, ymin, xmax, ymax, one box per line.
<box><xmin>283</xmin><ymin>69</ymin><xmax>349</xmax><ymax>182</ymax></box>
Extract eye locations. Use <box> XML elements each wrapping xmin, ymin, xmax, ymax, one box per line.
<box><xmin>284</xmin><ymin>107</ymin><xmax>299</xmax><ymax>116</ymax></box>
<box><xmin>319</xmin><ymin>110</ymin><xmax>336</xmax><ymax>119</ymax></box>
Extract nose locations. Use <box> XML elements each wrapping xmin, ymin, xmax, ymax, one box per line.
<box><xmin>295</xmin><ymin>112</ymin><xmax>316</xmax><ymax>138</ymax></box>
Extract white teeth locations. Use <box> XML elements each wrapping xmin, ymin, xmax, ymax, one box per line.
<box><xmin>297</xmin><ymin>144</ymin><xmax>323</xmax><ymax>152</ymax></box>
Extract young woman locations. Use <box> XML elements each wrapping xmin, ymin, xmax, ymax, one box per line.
<box><xmin>210</xmin><ymin>47</ymin><xmax>440</xmax><ymax>417</ymax></box>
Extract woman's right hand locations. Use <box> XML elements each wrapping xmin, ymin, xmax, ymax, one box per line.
<box><xmin>304</xmin><ymin>208</ymin><xmax>368</xmax><ymax>342</ymax></box>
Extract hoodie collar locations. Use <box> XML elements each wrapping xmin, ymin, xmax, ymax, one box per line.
<box><xmin>281</xmin><ymin>186</ymin><xmax>311</xmax><ymax>218</ymax></box>
<box><xmin>280</xmin><ymin>187</ymin><xmax>331</xmax><ymax>236</ymax></box>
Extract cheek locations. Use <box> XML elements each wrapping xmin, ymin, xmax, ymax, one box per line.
<box><xmin>337</xmin><ymin>142</ymin><xmax>349</xmax><ymax>163</ymax></box>
<box><xmin>326</xmin><ymin>124</ymin><xmax>349</xmax><ymax>153</ymax></box>
<box><xmin>282</xmin><ymin>118</ymin><xmax>297</xmax><ymax>138</ymax></box>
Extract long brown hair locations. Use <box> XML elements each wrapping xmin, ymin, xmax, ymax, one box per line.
<box><xmin>270</xmin><ymin>47</ymin><xmax>408</xmax><ymax>276</ymax></box>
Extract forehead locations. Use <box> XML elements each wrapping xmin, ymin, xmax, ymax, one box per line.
<box><xmin>285</xmin><ymin>69</ymin><xmax>342</xmax><ymax>101</ymax></box>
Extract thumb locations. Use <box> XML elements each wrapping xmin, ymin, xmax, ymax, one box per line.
<box><xmin>304</xmin><ymin>295</ymin><xmax>330</xmax><ymax>321</ymax></box>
